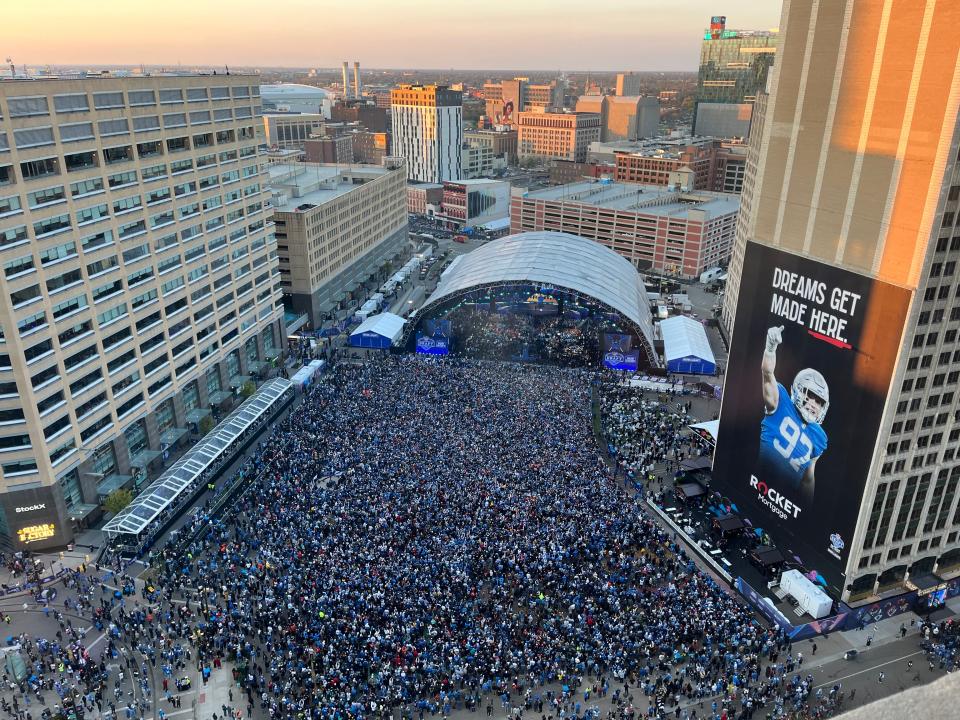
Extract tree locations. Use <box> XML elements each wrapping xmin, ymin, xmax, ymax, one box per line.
<box><xmin>103</xmin><ymin>488</ymin><xmax>133</xmax><ymax>515</ymax></box>
<box><xmin>241</xmin><ymin>381</ymin><xmax>256</xmax><ymax>398</ymax></box>
<box><xmin>199</xmin><ymin>415</ymin><xmax>215</xmax><ymax>436</ymax></box>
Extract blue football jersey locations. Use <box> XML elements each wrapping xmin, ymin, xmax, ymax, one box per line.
<box><xmin>759</xmin><ymin>383</ymin><xmax>828</xmax><ymax>487</ymax></box>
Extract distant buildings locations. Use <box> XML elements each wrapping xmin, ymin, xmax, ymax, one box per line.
<box><xmin>548</xmin><ymin>160</ymin><xmax>615</xmax><ymax>186</ymax></box>
<box><xmin>462</xmin><ymin>144</ymin><xmax>507</xmax><ymax>179</ymax></box>
<box><xmin>439</xmin><ymin>179</ymin><xmax>511</xmax><ymax>229</ymax></box>
<box><xmin>263</xmin><ymin>113</ymin><xmax>326</xmax><ymax>150</ymax></box>
<box><xmin>330</xmin><ymin>100</ymin><xmax>389</xmax><ymax>133</ymax></box>
<box><xmin>693</xmin><ymin>16</ymin><xmax>777</xmax><ymax>136</ymax></box>
<box><xmin>390</xmin><ymin>85</ymin><xmax>462</xmax><ymax>182</ymax></box>
<box><xmin>615</xmin><ymin>72</ymin><xmax>642</xmax><ymax>97</ymax></box>
<box><xmin>482</xmin><ymin>78</ymin><xmax>564</xmax><ymax>125</ymax></box>
<box><xmin>517</xmin><ymin>110</ymin><xmax>601</xmax><ymax>163</ymax></box>
<box><xmin>612</xmin><ymin>138</ymin><xmax>748</xmax><ymax>193</ymax></box>
<box><xmin>260</xmin><ymin>83</ymin><xmax>333</xmax><ymax>117</ymax></box>
<box><xmin>303</xmin><ymin>134</ymin><xmax>353</xmax><ymax>164</ymax></box>
<box><xmin>511</xmin><ymin>181</ymin><xmax>739</xmax><ymax>278</ymax></box>
<box><xmin>574</xmin><ymin>95</ymin><xmax>659</xmax><ymax>142</ymax></box>
<box><xmin>463</xmin><ymin>128</ymin><xmax>518</xmax><ymax>165</ymax></box>
<box><xmin>270</xmin><ymin>161</ymin><xmax>408</xmax><ymax>327</ymax></box>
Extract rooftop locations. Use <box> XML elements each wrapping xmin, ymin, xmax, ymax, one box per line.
<box><xmin>260</xmin><ymin>83</ymin><xmax>333</xmax><ymax>98</ymax></box>
<box><xmin>269</xmin><ymin>163</ymin><xmax>395</xmax><ymax>212</ymax></box>
<box><xmin>520</xmin><ymin>180</ymin><xmax>740</xmax><ymax>218</ymax></box>
<box><xmin>590</xmin><ymin>135</ymin><xmax>743</xmax><ymax>160</ymax></box>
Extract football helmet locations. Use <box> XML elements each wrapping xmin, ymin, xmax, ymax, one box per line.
<box><xmin>792</xmin><ymin>368</ymin><xmax>829</xmax><ymax>424</ymax></box>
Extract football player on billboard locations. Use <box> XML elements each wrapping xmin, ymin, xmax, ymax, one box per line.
<box><xmin>759</xmin><ymin>326</ymin><xmax>828</xmax><ymax>503</ymax></box>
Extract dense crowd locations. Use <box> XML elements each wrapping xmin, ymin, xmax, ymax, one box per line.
<box><xmin>599</xmin><ymin>381</ymin><xmax>705</xmax><ymax>483</ymax></box>
<box><xmin>2</xmin><ymin>357</ymin><xmax>950</xmax><ymax>720</ymax></box>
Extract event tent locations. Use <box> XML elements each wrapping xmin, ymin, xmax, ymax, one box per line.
<box><xmin>349</xmin><ymin>312</ymin><xmax>406</xmax><ymax>349</ymax></box>
<box><xmin>660</xmin><ymin>316</ymin><xmax>717</xmax><ymax>375</ymax></box>
<box><xmin>688</xmin><ymin>420</ymin><xmax>720</xmax><ymax>446</ymax></box>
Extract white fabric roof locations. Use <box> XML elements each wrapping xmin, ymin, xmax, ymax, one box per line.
<box><xmin>350</xmin><ymin>312</ymin><xmax>406</xmax><ymax>343</ymax></box>
<box><xmin>422</xmin><ymin>231</ymin><xmax>656</xmax><ymax>357</ymax></box>
<box><xmin>660</xmin><ymin>315</ymin><xmax>715</xmax><ymax>365</ymax></box>
<box><xmin>103</xmin><ymin>378</ymin><xmax>292</xmax><ymax>538</ymax></box>
<box><xmin>689</xmin><ymin>420</ymin><xmax>720</xmax><ymax>441</ymax></box>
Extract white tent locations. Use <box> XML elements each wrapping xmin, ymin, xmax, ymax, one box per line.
<box><xmin>688</xmin><ymin>420</ymin><xmax>720</xmax><ymax>446</ymax></box>
<box><xmin>349</xmin><ymin>312</ymin><xmax>406</xmax><ymax>348</ymax></box>
<box><xmin>660</xmin><ymin>316</ymin><xmax>717</xmax><ymax>375</ymax></box>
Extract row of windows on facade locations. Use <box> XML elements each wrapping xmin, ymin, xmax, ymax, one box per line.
<box><xmin>0</xmin><ymin>86</ymin><xmax>258</xmax><ymax>120</ymax></box>
<box><xmin>0</xmin><ymin>108</ymin><xmax>256</xmax><ymax>154</ymax></box>
<box><xmin>0</xmin><ymin>301</ymin><xmax>281</xmax><ymax>461</ymax></box>
<box><xmin>1</xmin><ymin>328</ymin><xmax>278</xmax><ymax>480</ymax></box>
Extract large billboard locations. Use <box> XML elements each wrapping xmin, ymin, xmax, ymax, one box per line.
<box><xmin>712</xmin><ymin>243</ymin><xmax>911</xmax><ymax>595</ymax></box>
<box><xmin>416</xmin><ymin>319</ymin><xmax>451</xmax><ymax>356</ymax></box>
<box><xmin>0</xmin><ymin>485</ymin><xmax>72</xmax><ymax>551</ymax></box>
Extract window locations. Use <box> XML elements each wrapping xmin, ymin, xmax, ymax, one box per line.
<box><xmin>128</xmin><ymin>90</ymin><xmax>156</xmax><ymax>106</ymax></box>
<box><xmin>133</xmin><ymin>115</ymin><xmax>161</xmax><ymax>133</ymax></box>
<box><xmin>122</xmin><ymin>243</ymin><xmax>149</xmax><ymax>264</ymax></box>
<box><xmin>108</xmin><ymin>170</ymin><xmax>138</xmax><ymax>189</ymax></box>
<box><xmin>93</xmin><ymin>91</ymin><xmax>125</xmax><ymax>110</ymax></box>
<box><xmin>28</xmin><ymin>185</ymin><xmax>66</xmax><ymax>207</ymax></box>
<box><xmin>70</xmin><ymin>177</ymin><xmax>104</xmax><ymax>197</ymax></box>
<box><xmin>33</xmin><ymin>213</ymin><xmax>71</xmax><ymax>237</ymax></box>
<box><xmin>159</xmin><ymin>88</ymin><xmax>183</xmax><ymax>104</ymax></box>
<box><xmin>189</xmin><ymin>110</ymin><xmax>211</xmax><ymax>125</ymax></box>
<box><xmin>7</xmin><ymin>96</ymin><xmax>49</xmax><ymax>117</ymax></box>
<box><xmin>21</xmin><ymin>157</ymin><xmax>59</xmax><ymax>180</ymax></box>
<box><xmin>64</xmin><ymin>151</ymin><xmax>97</xmax><ymax>172</ymax></box>
<box><xmin>80</xmin><ymin>229</ymin><xmax>113</xmax><ymax>252</ymax></box>
<box><xmin>10</xmin><ymin>284</ymin><xmax>41</xmax><ymax>308</ymax></box>
<box><xmin>4</xmin><ymin>255</ymin><xmax>34</xmax><ymax>277</ymax></box>
<box><xmin>86</xmin><ymin>255</ymin><xmax>119</xmax><ymax>277</ymax></box>
<box><xmin>98</xmin><ymin>118</ymin><xmax>129</xmax><ymax>136</ymax></box>
<box><xmin>53</xmin><ymin>94</ymin><xmax>89</xmax><ymax>113</ymax></box>
<box><xmin>167</xmin><ymin>136</ymin><xmax>190</xmax><ymax>153</ymax></box>
<box><xmin>137</xmin><ymin>140</ymin><xmax>163</xmax><ymax>159</ymax></box>
<box><xmin>51</xmin><ymin>294</ymin><xmax>87</xmax><ymax>320</ymax></box>
<box><xmin>187</xmin><ymin>87</ymin><xmax>209</xmax><ymax>102</ymax></box>
<box><xmin>102</xmin><ymin>145</ymin><xmax>133</xmax><ymax>165</ymax></box>
<box><xmin>13</xmin><ymin>126</ymin><xmax>54</xmax><ymax>149</ymax></box>
<box><xmin>0</xmin><ymin>225</ymin><xmax>28</xmax><ymax>249</ymax></box>
<box><xmin>92</xmin><ymin>279</ymin><xmax>123</xmax><ymax>302</ymax></box>
<box><xmin>97</xmin><ymin>303</ymin><xmax>127</xmax><ymax>327</ymax></box>
<box><xmin>59</xmin><ymin>122</ymin><xmax>95</xmax><ymax>142</ymax></box>
<box><xmin>76</xmin><ymin>203</ymin><xmax>109</xmax><ymax>225</ymax></box>
<box><xmin>112</xmin><ymin>195</ymin><xmax>142</xmax><ymax>214</ymax></box>
<box><xmin>46</xmin><ymin>268</ymin><xmax>82</xmax><ymax>294</ymax></box>
<box><xmin>102</xmin><ymin>326</ymin><xmax>132</xmax><ymax>351</ymax></box>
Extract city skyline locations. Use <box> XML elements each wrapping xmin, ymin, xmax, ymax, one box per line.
<box><xmin>6</xmin><ymin>0</ymin><xmax>782</xmax><ymax>72</ymax></box>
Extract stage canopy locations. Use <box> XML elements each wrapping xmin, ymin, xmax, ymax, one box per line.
<box><xmin>661</xmin><ymin>315</ymin><xmax>716</xmax><ymax>375</ymax></box>
<box><xmin>418</xmin><ymin>231</ymin><xmax>657</xmax><ymax>366</ymax></box>
<box><xmin>751</xmin><ymin>546</ymin><xmax>786</xmax><ymax>567</ymax></box>
<box><xmin>713</xmin><ymin>514</ymin><xmax>745</xmax><ymax>533</ymax></box>
<box><xmin>350</xmin><ymin>312</ymin><xmax>406</xmax><ymax>349</ymax></box>
<box><xmin>676</xmin><ymin>482</ymin><xmax>707</xmax><ymax>500</ymax></box>
<box><xmin>689</xmin><ymin>420</ymin><xmax>720</xmax><ymax>446</ymax></box>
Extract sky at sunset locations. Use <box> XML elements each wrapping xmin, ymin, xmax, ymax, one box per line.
<box><xmin>7</xmin><ymin>0</ymin><xmax>782</xmax><ymax>71</ymax></box>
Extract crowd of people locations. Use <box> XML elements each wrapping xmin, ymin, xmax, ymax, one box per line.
<box><xmin>599</xmin><ymin>380</ymin><xmax>707</xmax><ymax>485</ymax></box>
<box><xmin>1</xmin><ymin>356</ymin><xmax>953</xmax><ymax>720</ymax></box>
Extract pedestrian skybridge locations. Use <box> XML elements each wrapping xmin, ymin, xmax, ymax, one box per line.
<box><xmin>103</xmin><ymin>377</ymin><xmax>293</xmax><ymax>541</ymax></box>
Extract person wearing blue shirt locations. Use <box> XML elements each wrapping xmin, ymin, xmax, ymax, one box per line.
<box><xmin>760</xmin><ymin>326</ymin><xmax>829</xmax><ymax>504</ymax></box>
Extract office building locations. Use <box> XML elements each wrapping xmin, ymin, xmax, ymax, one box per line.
<box><xmin>462</xmin><ymin>144</ymin><xmax>507</xmax><ymax>179</ymax></box>
<box><xmin>716</xmin><ymin>0</ymin><xmax>960</xmax><ymax>606</ymax></box>
<box><xmin>351</xmin><ymin>131</ymin><xmax>389</xmax><ymax>166</ymax></box>
<box><xmin>263</xmin><ymin>113</ymin><xmax>326</xmax><ymax>150</ymax></box>
<box><xmin>270</xmin><ymin>161</ymin><xmax>407</xmax><ymax>327</ymax></box>
<box><xmin>575</xmin><ymin>95</ymin><xmax>659</xmax><ymax>142</ymax></box>
<box><xmin>483</xmin><ymin>78</ymin><xmax>564</xmax><ymax>125</ymax></box>
<box><xmin>612</xmin><ymin>138</ymin><xmax>748</xmax><ymax>193</ymax></box>
<box><xmin>517</xmin><ymin>110</ymin><xmax>601</xmax><ymax>163</ymax></box>
<box><xmin>390</xmin><ymin>85</ymin><xmax>462</xmax><ymax>183</ymax></box>
<box><xmin>0</xmin><ymin>74</ymin><xmax>284</xmax><ymax>549</ymax></box>
<box><xmin>463</xmin><ymin>128</ymin><xmax>517</xmax><ymax>165</ymax></box>
<box><xmin>511</xmin><ymin>181</ymin><xmax>739</xmax><ymax>277</ymax></box>
<box><xmin>615</xmin><ymin>73</ymin><xmax>641</xmax><ymax>97</ymax></box>
<box><xmin>303</xmin><ymin>134</ymin><xmax>353</xmax><ymax>164</ymax></box>
<box><xmin>693</xmin><ymin>16</ymin><xmax>776</xmax><ymax>135</ymax></box>
<box><xmin>330</xmin><ymin>101</ymin><xmax>389</xmax><ymax>134</ymax></box>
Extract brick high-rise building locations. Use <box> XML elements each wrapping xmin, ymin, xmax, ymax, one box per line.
<box><xmin>517</xmin><ymin>111</ymin><xmax>601</xmax><ymax>163</ymax></box>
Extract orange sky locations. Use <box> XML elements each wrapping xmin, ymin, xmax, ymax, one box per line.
<box><xmin>6</xmin><ymin>0</ymin><xmax>781</xmax><ymax>71</ymax></box>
